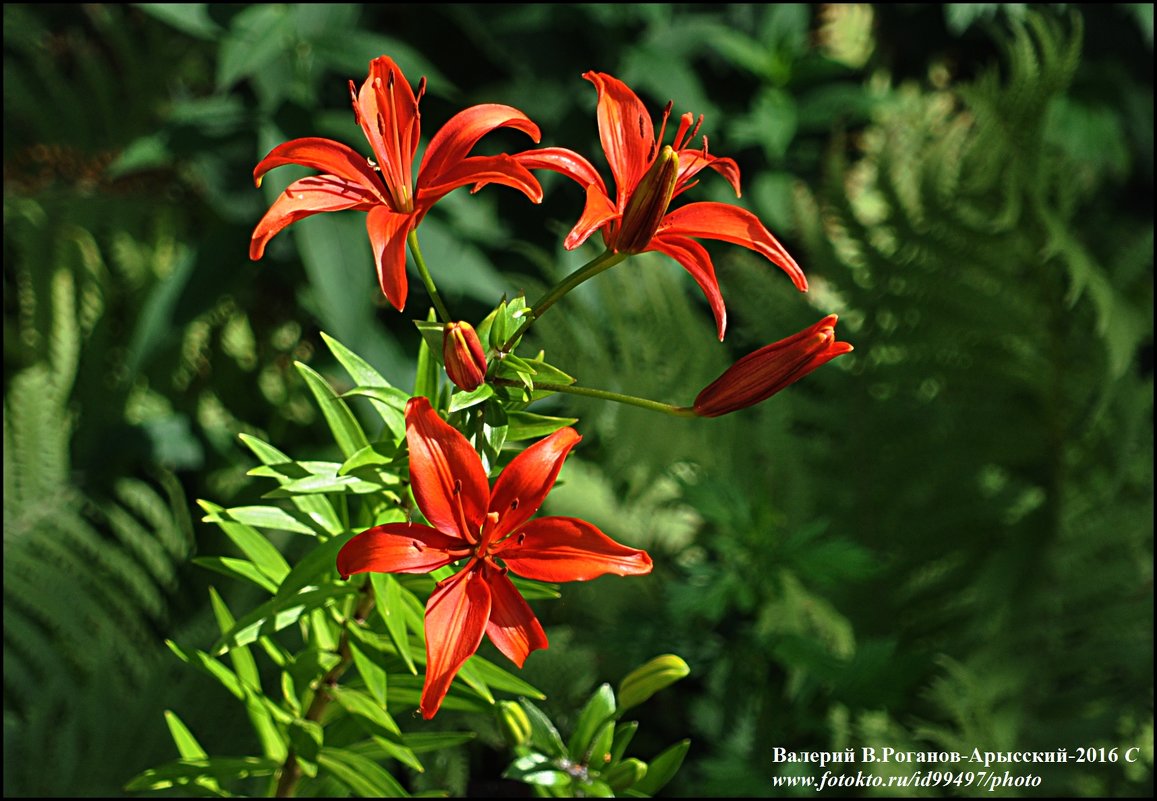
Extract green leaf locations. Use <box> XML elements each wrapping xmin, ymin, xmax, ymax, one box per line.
<box><xmin>192</xmin><ymin>556</ymin><xmax>279</xmax><ymax>594</ymax></box>
<box><xmin>448</xmin><ymin>383</ymin><xmax>494</xmax><ymax>413</ymax></box>
<box><xmin>238</xmin><ymin>434</ymin><xmax>344</xmax><ymax>536</ymax></box>
<box><xmin>372</xmin><ymin>573</ymin><xmax>417</xmax><ymax>674</ymax></box>
<box><xmin>350</xmin><ymin>636</ymin><xmax>389</xmax><ymax>707</ymax></box>
<box><xmin>586</xmin><ymin>719</ymin><xmax>617</xmax><ymax>774</ymax></box>
<box><xmin>522</xmin><ymin>358</ymin><xmax>575</xmax><ymax>386</ymax></box>
<box><xmin>208</xmin><ymin>588</ymin><xmax>289</xmax><ymax>763</ymax></box>
<box><xmin>197</xmin><ymin>499</ymin><xmax>291</xmax><ymax>582</ymax></box>
<box><xmin>338</xmin><ymin>444</ymin><xmax>395</xmax><ymax>474</ymax></box>
<box><xmin>632</xmin><ymin>740</ymin><xmax>691</xmax><ymax>795</ymax></box>
<box><xmin>135</xmin><ymin>3</ymin><xmax>223</xmax><ymax>40</ymax></box>
<box><xmin>503</xmin><ymin>753</ymin><xmax>572</xmax><ymax>788</ymax></box>
<box><xmin>213</xmin><ymin>575</ymin><xmax>359</xmax><ymax>654</ymax></box>
<box><xmin>317</xmin><ymin>746</ymin><xmax>410</xmax><ymax>797</ymax></box>
<box><xmin>124</xmin><ymin>757</ymin><xmax>280</xmax><ymax>792</ymax></box>
<box><xmin>464</xmin><ymin>654</ymin><xmax>546</xmax><ymax>699</ymax></box>
<box><xmin>271</xmin><ymin>472</ymin><xmax>388</xmax><ymax>497</ymax></box>
<box><xmin>518</xmin><ymin>699</ymin><xmax>567</xmax><ymax>758</ymax></box>
<box><xmin>568</xmin><ymin>684</ymin><xmax>617</xmax><ymax>759</ymax></box>
<box><xmin>340</xmin><ymin>385</ymin><xmax>409</xmax><ymax>442</ymax></box>
<box><xmin>505</xmin><ymin>411</ymin><xmax>579</xmax><ymax>441</ymax></box>
<box><xmin>386</xmin><ymin>674</ymin><xmax>493</xmax><ymax>715</ymax></box>
<box><xmin>414</xmin><ymin>319</ymin><xmax>447</xmax><ymax>362</ymax></box>
<box><xmin>216</xmin><ymin>5</ymin><xmax>292</xmax><ymax>90</ymax></box>
<box><xmin>401</xmin><ymin>731</ymin><xmax>477</xmax><ymax>753</ymax></box>
<box><xmin>163</xmin><ymin>710</ymin><xmax>209</xmax><ymax>760</ymax></box>
<box><xmin>289</xmin><ymin>718</ymin><xmax>324</xmax><ymax>767</ymax></box>
<box><xmin>609</xmin><ymin>721</ymin><xmax>639</xmax><ymax>764</ymax></box>
<box><xmin>602</xmin><ymin>757</ymin><xmax>647</xmax><ymax>791</ymax></box>
<box><xmin>509</xmin><ymin>575</ymin><xmax>561</xmax><ymax>600</ymax></box>
<box><xmin>296</xmin><ymin>362</ymin><xmax>372</xmax><ymax>459</ymax></box>
<box><xmin>202</xmin><ymin>504</ymin><xmax>324</xmax><ymax>537</ymax></box>
<box><xmin>327</xmin><ymin>686</ymin><xmax>402</xmax><ymax>736</ymax></box>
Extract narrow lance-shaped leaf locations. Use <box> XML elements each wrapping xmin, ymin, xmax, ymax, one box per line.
<box><xmin>296</xmin><ymin>361</ymin><xmax>372</xmax><ymax>459</ymax></box>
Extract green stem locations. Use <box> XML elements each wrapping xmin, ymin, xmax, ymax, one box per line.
<box><xmin>501</xmin><ymin>379</ymin><xmax>696</xmax><ymax>418</ymax></box>
<box><xmin>501</xmin><ymin>248</ymin><xmax>627</xmax><ymax>352</ymax></box>
<box><xmin>408</xmin><ymin>230</ymin><xmax>452</xmax><ymax>323</ymax></box>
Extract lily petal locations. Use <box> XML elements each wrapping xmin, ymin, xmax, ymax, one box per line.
<box><xmin>417</xmin><ymin>154</ymin><xmax>543</xmax><ymax>211</ymax></box>
<box><xmin>512</xmin><ymin>147</ymin><xmax>608</xmax><ymax>196</ymax></box>
<box><xmin>488</xmin><ymin>427</ymin><xmax>581</xmax><ymax>542</ymax></box>
<box><xmin>660</xmin><ymin>202</ymin><xmax>808</xmax><ymax>292</ymax></box>
<box><xmin>405</xmin><ymin>397</ymin><xmax>490</xmax><ymax>543</ymax></box>
<box><xmin>420</xmin><ymin>104</ymin><xmax>541</xmax><ymax>187</ymax></box>
<box><xmin>649</xmin><ymin>233</ymin><xmax>728</xmax><ymax>341</ymax></box>
<box><xmin>420</xmin><ymin>569</ymin><xmax>491</xmax><ymax>719</ymax></box>
<box><xmin>584</xmin><ymin>71</ymin><xmax>655</xmax><ymax>207</ymax></box>
<box><xmin>356</xmin><ymin>56</ymin><xmax>420</xmax><ymax>209</ymax></box>
<box><xmin>253</xmin><ymin>137</ymin><xmax>385</xmax><ymax>199</ymax></box>
<box><xmin>250</xmin><ymin>176</ymin><xmax>380</xmax><ymax>261</ymax></box>
<box><xmin>336</xmin><ymin>523</ymin><xmax>469</xmax><ymax>579</ymax></box>
<box><xmin>675</xmin><ymin>150</ymin><xmax>741</xmax><ymax>198</ymax></box>
<box><xmin>483</xmin><ymin>565</ymin><xmax>548</xmax><ymax>667</ymax></box>
<box><xmin>366</xmin><ymin>205</ymin><xmax>415</xmax><ymax>311</ymax></box>
<box><xmin>563</xmin><ymin>183</ymin><xmax>621</xmax><ymax>251</ymax></box>
<box><xmin>494</xmin><ymin>517</ymin><xmax>653</xmax><ymax>582</ymax></box>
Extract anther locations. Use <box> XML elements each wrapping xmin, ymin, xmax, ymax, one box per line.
<box><xmin>453</xmin><ymin>479</ymin><xmax>462</xmax><ymax>495</ymax></box>
<box><xmin>517</xmin><ymin>532</ymin><xmax>526</xmax><ymax>545</ymax></box>
<box><xmin>510</xmin><ymin>499</ymin><xmax>519</xmax><ymax>510</ymax></box>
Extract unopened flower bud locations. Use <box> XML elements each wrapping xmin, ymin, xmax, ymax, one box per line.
<box><xmin>693</xmin><ymin>315</ymin><xmax>853</xmax><ymax>417</ymax></box>
<box><xmin>443</xmin><ymin>321</ymin><xmax>488</xmax><ymax>391</ymax></box>
<box><xmin>616</xmin><ymin>144</ymin><xmax>679</xmax><ymax>253</ymax></box>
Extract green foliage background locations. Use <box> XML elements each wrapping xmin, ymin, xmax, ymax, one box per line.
<box><xmin>3</xmin><ymin>3</ymin><xmax>1152</xmax><ymax>797</ymax></box>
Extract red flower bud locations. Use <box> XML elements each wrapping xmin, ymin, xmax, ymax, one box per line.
<box><xmin>693</xmin><ymin>315</ymin><xmax>853</xmax><ymax>417</ymax></box>
<box><xmin>616</xmin><ymin>144</ymin><xmax>680</xmax><ymax>253</ymax></box>
<box><xmin>443</xmin><ymin>321</ymin><xmax>488</xmax><ymax>391</ymax></box>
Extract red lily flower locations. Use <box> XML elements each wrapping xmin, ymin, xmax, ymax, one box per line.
<box><xmin>249</xmin><ymin>56</ymin><xmax>545</xmax><ymax>311</ymax></box>
<box><xmin>693</xmin><ymin>314</ymin><xmax>853</xmax><ymax>417</ymax></box>
<box><xmin>516</xmin><ymin>71</ymin><xmax>808</xmax><ymax>340</ymax></box>
<box><xmin>337</xmin><ymin>397</ymin><xmax>652</xmax><ymax>718</ymax></box>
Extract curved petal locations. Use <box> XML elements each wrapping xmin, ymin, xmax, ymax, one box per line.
<box><xmin>336</xmin><ymin>523</ymin><xmax>469</xmax><ymax>579</ymax></box>
<box><xmin>494</xmin><ymin>517</ymin><xmax>653</xmax><ymax>582</ymax></box>
<box><xmin>253</xmin><ymin>137</ymin><xmax>385</xmax><ymax>199</ymax></box>
<box><xmin>584</xmin><ymin>72</ymin><xmax>655</xmax><ymax>207</ymax></box>
<box><xmin>355</xmin><ymin>56</ymin><xmax>420</xmax><ymax>210</ymax></box>
<box><xmin>366</xmin><ymin>206</ymin><xmax>415</xmax><ymax>310</ymax></box>
<box><xmin>483</xmin><ymin>565</ymin><xmax>548</xmax><ymax>667</ymax></box>
<box><xmin>487</xmin><ymin>427</ymin><xmax>581</xmax><ymax>543</ymax></box>
<box><xmin>417</xmin><ymin>154</ymin><xmax>543</xmax><ymax>208</ymax></box>
<box><xmin>405</xmin><ymin>397</ymin><xmax>489</xmax><ymax>543</ymax></box>
<box><xmin>512</xmin><ymin>147</ymin><xmax>608</xmax><ymax>196</ymax></box>
<box><xmin>675</xmin><ymin>150</ymin><xmax>741</xmax><ymax>198</ymax></box>
<box><xmin>649</xmin><ymin>233</ymin><xmax>727</xmax><ymax>341</ymax></box>
<box><xmin>563</xmin><ymin>183</ymin><xmax>621</xmax><ymax>251</ymax></box>
<box><xmin>250</xmin><ymin>176</ymin><xmax>379</xmax><ymax>261</ymax></box>
<box><xmin>660</xmin><ymin>202</ymin><xmax>808</xmax><ymax>292</ymax></box>
<box><xmin>419</xmin><ymin>104</ymin><xmax>541</xmax><ymax>187</ymax></box>
<box><xmin>420</xmin><ymin>569</ymin><xmax>491</xmax><ymax>719</ymax></box>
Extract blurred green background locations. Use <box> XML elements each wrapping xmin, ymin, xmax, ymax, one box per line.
<box><xmin>3</xmin><ymin>3</ymin><xmax>1152</xmax><ymax>797</ymax></box>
